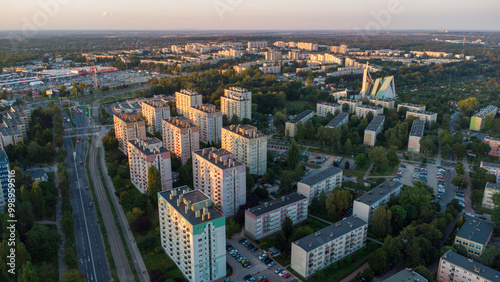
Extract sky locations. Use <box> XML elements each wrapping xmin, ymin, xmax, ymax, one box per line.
<box><xmin>1</xmin><ymin>0</ymin><xmax>500</xmax><ymax>31</ymax></box>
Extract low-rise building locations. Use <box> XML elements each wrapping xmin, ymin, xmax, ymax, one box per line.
<box><xmin>285</xmin><ymin>110</ymin><xmax>315</xmax><ymax>137</ymax></box>
<box><xmin>363</xmin><ymin>116</ymin><xmax>385</xmax><ymax>147</ymax></box>
<box><xmin>297</xmin><ymin>167</ymin><xmax>343</xmax><ymax>205</ymax></box>
<box><xmin>383</xmin><ymin>268</ymin><xmax>428</xmax><ymax>282</ymax></box>
<box><xmin>438</xmin><ymin>251</ymin><xmax>500</xmax><ymax>282</ymax></box>
<box><xmin>0</xmin><ymin>127</ymin><xmax>22</xmax><ymax>149</ymax></box>
<box><xmin>370</xmin><ymin>98</ymin><xmax>395</xmax><ymax>109</ymax></box>
<box><xmin>455</xmin><ymin>217</ymin><xmax>494</xmax><ymax>256</ymax></box>
<box><xmin>291</xmin><ymin>215</ymin><xmax>367</xmax><ymax>278</ymax></box>
<box><xmin>316</xmin><ymin>102</ymin><xmax>342</xmax><ymax>117</ymax></box>
<box><xmin>355</xmin><ymin>105</ymin><xmax>384</xmax><ymax>118</ymax></box>
<box><xmin>113</xmin><ymin>113</ymin><xmax>147</xmax><ymax>154</ymax></box>
<box><xmin>158</xmin><ymin>187</ymin><xmax>226</xmax><ymax>282</ymax></box>
<box><xmin>353</xmin><ymin>180</ymin><xmax>403</xmax><ymax>225</ymax></box>
<box><xmin>470</xmin><ymin>105</ymin><xmax>498</xmax><ymax>131</ymax></box>
<box><xmin>338</xmin><ymin>99</ymin><xmax>361</xmax><ymax>113</ymax></box>
<box><xmin>162</xmin><ymin>117</ymin><xmax>200</xmax><ymax>165</ymax></box>
<box><xmin>29</xmin><ymin>169</ymin><xmax>48</xmax><ymax>183</ymax></box>
<box><xmin>397</xmin><ymin>103</ymin><xmax>426</xmax><ymax>112</ymax></box>
<box><xmin>483</xmin><ymin>136</ymin><xmax>500</xmax><ymax>157</ymax></box>
<box><xmin>482</xmin><ymin>182</ymin><xmax>500</xmax><ymax>210</ymax></box>
<box><xmin>406</xmin><ymin>109</ymin><xmax>437</xmax><ymax>123</ymax></box>
<box><xmin>245</xmin><ymin>193</ymin><xmax>308</xmax><ymax>240</ymax></box>
<box><xmin>407</xmin><ymin>119</ymin><xmax>425</xmax><ymax>153</ymax></box>
<box><xmin>141</xmin><ymin>99</ymin><xmax>170</xmax><ymax>133</ymax></box>
<box><xmin>480</xmin><ymin>161</ymin><xmax>500</xmax><ymax>183</ymax></box>
<box><xmin>189</xmin><ymin>104</ymin><xmax>222</xmax><ymax>144</ymax></box>
<box><xmin>326</xmin><ymin>112</ymin><xmax>349</xmax><ymax>129</ymax></box>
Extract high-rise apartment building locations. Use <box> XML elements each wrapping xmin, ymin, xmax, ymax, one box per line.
<box><xmin>297</xmin><ymin>167</ymin><xmax>343</xmax><ymax>205</ymax></box>
<box><xmin>438</xmin><ymin>251</ymin><xmax>500</xmax><ymax>282</ymax></box>
<box><xmin>353</xmin><ymin>180</ymin><xmax>403</xmax><ymax>225</ymax></box>
<box><xmin>113</xmin><ymin>113</ymin><xmax>146</xmax><ymax>154</ymax></box>
<box><xmin>0</xmin><ymin>150</ymin><xmax>10</xmax><ymax>212</ymax></box>
<box><xmin>221</xmin><ymin>124</ymin><xmax>267</xmax><ymax>176</ymax></box>
<box><xmin>142</xmin><ymin>99</ymin><xmax>170</xmax><ymax>133</ymax></box>
<box><xmin>220</xmin><ymin>87</ymin><xmax>252</xmax><ymax>121</ymax></box>
<box><xmin>189</xmin><ymin>104</ymin><xmax>222</xmax><ymax>144</ymax></box>
<box><xmin>128</xmin><ymin>138</ymin><xmax>172</xmax><ymax>193</ymax></box>
<box><xmin>175</xmin><ymin>89</ymin><xmax>202</xmax><ymax>117</ymax></box>
<box><xmin>363</xmin><ymin>115</ymin><xmax>385</xmax><ymax>147</ymax></box>
<box><xmin>162</xmin><ymin>117</ymin><xmax>200</xmax><ymax>165</ymax></box>
<box><xmin>158</xmin><ymin>187</ymin><xmax>226</xmax><ymax>282</ymax></box>
<box><xmin>192</xmin><ymin>148</ymin><xmax>246</xmax><ymax>217</ymax></box>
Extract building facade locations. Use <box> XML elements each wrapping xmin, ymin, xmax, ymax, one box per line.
<box><xmin>285</xmin><ymin>110</ymin><xmax>315</xmax><ymax>137</ymax></box>
<box><xmin>454</xmin><ymin>217</ymin><xmax>494</xmax><ymax>257</ymax></box>
<box><xmin>128</xmin><ymin>138</ymin><xmax>172</xmax><ymax>193</ymax></box>
<box><xmin>189</xmin><ymin>104</ymin><xmax>222</xmax><ymax>144</ymax></box>
<box><xmin>0</xmin><ymin>150</ymin><xmax>10</xmax><ymax>212</ymax></box>
<box><xmin>355</xmin><ymin>105</ymin><xmax>384</xmax><ymax>118</ymax></box>
<box><xmin>175</xmin><ymin>89</ymin><xmax>202</xmax><ymax>117</ymax></box>
<box><xmin>192</xmin><ymin>148</ymin><xmax>246</xmax><ymax>217</ymax></box>
<box><xmin>483</xmin><ymin>136</ymin><xmax>500</xmax><ymax>157</ymax></box>
<box><xmin>363</xmin><ymin>116</ymin><xmax>385</xmax><ymax>147</ymax></box>
<box><xmin>353</xmin><ymin>180</ymin><xmax>403</xmax><ymax>225</ymax></box>
<box><xmin>220</xmin><ymin>87</ymin><xmax>252</xmax><ymax>121</ymax></box>
<box><xmin>470</xmin><ymin>105</ymin><xmax>498</xmax><ymax>131</ymax></box>
<box><xmin>291</xmin><ymin>216</ymin><xmax>367</xmax><ymax>278</ymax></box>
<box><xmin>316</xmin><ymin>102</ymin><xmax>342</xmax><ymax>117</ymax></box>
<box><xmin>162</xmin><ymin>117</ymin><xmax>200</xmax><ymax>165</ymax></box>
<box><xmin>370</xmin><ymin>98</ymin><xmax>395</xmax><ymax>109</ymax></box>
<box><xmin>158</xmin><ymin>187</ymin><xmax>226</xmax><ymax>282</ymax></box>
<box><xmin>480</xmin><ymin>161</ymin><xmax>500</xmax><ymax>183</ymax></box>
<box><xmin>113</xmin><ymin>113</ymin><xmax>147</xmax><ymax>154</ymax></box>
<box><xmin>297</xmin><ymin>167</ymin><xmax>343</xmax><ymax>205</ymax></box>
<box><xmin>221</xmin><ymin>124</ymin><xmax>267</xmax><ymax>175</ymax></box>
<box><xmin>482</xmin><ymin>182</ymin><xmax>500</xmax><ymax>210</ymax></box>
<box><xmin>408</xmin><ymin>119</ymin><xmax>425</xmax><ymax>153</ymax></box>
<box><xmin>397</xmin><ymin>103</ymin><xmax>426</xmax><ymax>112</ymax></box>
<box><xmin>438</xmin><ymin>251</ymin><xmax>500</xmax><ymax>282</ymax></box>
<box><xmin>245</xmin><ymin>193</ymin><xmax>308</xmax><ymax>240</ymax></box>
<box><xmin>406</xmin><ymin>110</ymin><xmax>438</xmax><ymax>123</ymax></box>
<box><xmin>326</xmin><ymin>112</ymin><xmax>349</xmax><ymax>129</ymax></box>
<box><xmin>337</xmin><ymin>99</ymin><xmax>361</xmax><ymax>113</ymax></box>
<box><xmin>142</xmin><ymin>99</ymin><xmax>170</xmax><ymax>133</ymax></box>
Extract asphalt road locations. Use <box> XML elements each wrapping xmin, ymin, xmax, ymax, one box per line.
<box><xmin>64</xmin><ymin>108</ymin><xmax>111</xmax><ymax>281</ymax></box>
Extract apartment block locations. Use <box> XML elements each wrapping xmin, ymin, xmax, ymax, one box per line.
<box><xmin>247</xmin><ymin>41</ymin><xmax>267</xmax><ymax>50</ymax></box>
<box><xmin>316</xmin><ymin>102</ymin><xmax>342</xmax><ymax>117</ymax></box>
<box><xmin>113</xmin><ymin>113</ymin><xmax>146</xmax><ymax>154</ymax></box>
<box><xmin>175</xmin><ymin>89</ymin><xmax>202</xmax><ymax>117</ymax></box>
<box><xmin>480</xmin><ymin>161</ymin><xmax>500</xmax><ymax>183</ymax></box>
<box><xmin>383</xmin><ymin>269</ymin><xmax>428</xmax><ymax>282</ymax></box>
<box><xmin>0</xmin><ymin>150</ymin><xmax>10</xmax><ymax>212</ymax></box>
<box><xmin>189</xmin><ymin>104</ymin><xmax>222</xmax><ymax>144</ymax></box>
<box><xmin>265</xmin><ymin>50</ymin><xmax>282</xmax><ymax>61</ymax></box>
<box><xmin>406</xmin><ymin>109</ymin><xmax>438</xmax><ymax>123</ymax></box>
<box><xmin>128</xmin><ymin>138</ymin><xmax>172</xmax><ymax>193</ymax></box>
<box><xmin>162</xmin><ymin>117</ymin><xmax>200</xmax><ymax>165</ymax></box>
<box><xmin>285</xmin><ymin>110</ymin><xmax>315</xmax><ymax>137</ymax></box>
<box><xmin>326</xmin><ymin>112</ymin><xmax>349</xmax><ymax>129</ymax></box>
<box><xmin>245</xmin><ymin>193</ymin><xmax>308</xmax><ymax>240</ymax></box>
<box><xmin>0</xmin><ymin>127</ymin><xmax>22</xmax><ymax>150</ymax></box>
<box><xmin>370</xmin><ymin>98</ymin><xmax>395</xmax><ymax>109</ymax></box>
<box><xmin>297</xmin><ymin>42</ymin><xmax>318</xmax><ymax>51</ymax></box>
<box><xmin>291</xmin><ymin>216</ymin><xmax>367</xmax><ymax>278</ymax></box>
<box><xmin>10</xmin><ymin>105</ymin><xmax>31</xmax><ymax>128</ymax></box>
<box><xmin>483</xmin><ymin>136</ymin><xmax>500</xmax><ymax>157</ymax></box>
<box><xmin>355</xmin><ymin>105</ymin><xmax>384</xmax><ymax>118</ymax></box>
<box><xmin>158</xmin><ymin>187</ymin><xmax>226</xmax><ymax>282</ymax></box>
<box><xmin>408</xmin><ymin>119</ymin><xmax>425</xmax><ymax>153</ymax></box>
<box><xmin>482</xmin><ymin>182</ymin><xmax>500</xmax><ymax>209</ymax></box>
<box><xmin>454</xmin><ymin>217</ymin><xmax>494</xmax><ymax>256</ymax></box>
<box><xmin>353</xmin><ymin>180</ymin><xmax>403</xmax><ymax>225</ymax></box>
<box><xmin>220</xmin><ymin>87</ymin><xmax>252</xmax><ymax>121</ymax></box>
<box><xmin>297</xmin><ymin>167</ymin><xmax>343</xmax><ymax>205</ymax></box>
<box><xmin>142</xmin><ymin>99</ymin><xmax>170</xmax><ymax>133</ymax></box>
<box><xmin>338</xmin><ymin>99</ymin><xmax>361</xmax><ymax>113</ymax></box>
<box><xmin>470</xmin><ymin>105</ymin><xmax>497</xmax><ymax>131</ymax></box>
<box><xmin>221</xmin><ymin>124</ymin><xmax>267</xmax><ymax>176</ymax></box>
<box><xmin>438</xmin><ymin>251</ymin><xmax>500</xmax><ymax>282</ymax></box>
<box><xmin>192</xmin><ymin>148</ymin><xmax>246</xmax><ymax>217</ymax></box>
<box><xmin>363</xmin><ymin>116</ymin><xmax>385</xmax><ymax>147</ymax></box>
<box><xmin>397</xmin><ymin>103</ymin><xmax>426</xmax><ymax>112</ymax></box>
<box><xmin>3</xmin><ymin>117</ymin><xmax>26</xmax><ymax>140</ymax></box>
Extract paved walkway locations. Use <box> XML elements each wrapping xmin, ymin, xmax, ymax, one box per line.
<box><xmin>35</xmin><ymin>220</ymin><xmax>57</xmax><ymax>225</ymax></box>
<box><xmin>54</xmin><ymin>165</ymin><xmax>68</xmax><ymax>279</ymax></box>
<box><xmin>363</xmin><ymin>164</ymin><xmax>374</xmax><ymax>179</ymax></box>
<box><xmin>309</xmin><ymin>214</ymin><xmax>333</xmax><ymax>225</ymax></box>
<box><xmin>341</xmin><ymin>262</ymin><xmax>369</xmax><ymax>282</ymax></box>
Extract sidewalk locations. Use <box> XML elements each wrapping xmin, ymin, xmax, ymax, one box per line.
<box><xmin>54</xmin><ymin>164</ymin><xmax>68</xmax><ymax>279</ymax></box>
<box><xmin>341</xmin><ymin>262</ymin><xmax>369</xmax><ymax>282</ymax></box>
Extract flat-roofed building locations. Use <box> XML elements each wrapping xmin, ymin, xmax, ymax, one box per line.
<box><xmin>297</xmin><ymin>167</ymin><xmax>343</xmax><ymax>205</ymax></box>
<box><xmin>0</xmin><ymin>150</ymin><xmax>10</xmax><ymax>212</ymax></box>
<box><xmin>245</xmin><ymin>193</ymin><xmax>308</xmax><ymax>240</ymax></box>
<box><xmin>470</xmin><ymin>105</ymin><xmax>498</xmax><ymax>131</ymax></box>
<box><xmin>158</xmin><ymin>187</ymin><xmax>226</xmax><ymax>282</ymax></box>
<box><xmin>142</xmin><ymin>99</ymin><xmax>170</xmax><ymax>133</ymax></box>
<box><xmin>128</xmin><ymin>138</ymin><xmax>172</xmax><ymax>193</ymax></box>
<box><xmin>370</xmin><ymin>98</ymin><xmax>395</xmax><ymax>109</ymax></box>
<box><xmin>291</xmin><ymin>216</ymin><xmax>367</xmax><ymax>278</ymax></box>
<box><xmin>0</xmin><ymin>127</ymin><xmax>22</xmax><ymax>150</ymax></box>
<box><xmin>113</xmin><ymin>113</ymin><xmax>146</xmax><ymax>154</ymax></box>
<box><xmin>2</xmin><ymin>118</ymin><xmax>26</xmax><ymax>140</ymax></box>
<box><xmin>175</xmin><ymin>89</ymin><xmax>202</xmax><ymax>117</ymax></box>
<box><xmin>355</xmin><ymin>105</ymin><xmax>384</xmax><ymax>118</ymax></box>
<box><xmin>316</xmin><ymin>102</ymin><xmax>342</xmax><ymax>117</ymax></box>
<box><xmin>406</xmin><ymin>109</ymin><xmax>437</xmax><ymax>123</ymax></box>
<box><xmin>480</xmin><ymin>161</ymin><xmax>500</xmax><ymax>183</ymax></box>
<box><xmin>192</xmin><ymin>148</ymin><xmax>246</xmax><ymax>217</ymax></box>
<box><xmin>483</xmin><ymin>136</ymin><xmax>500</xmax><ymax>157</ymax></box>
<box><xmin>10</xmin><ymin>105</ymin><xmax>31</xmax><ymax>128</ymax></box>
<box><xmin>285</xmin><ymin>110</ymin><xmax>315</xmax><ymax>137</ymax></box>
<box><xmin>482</xmin><ymin>182</ymin><xmax>500</xmax><ymax>209</ymax></box>
<box><xmin>338</xmin><ymin>99</ymin><xmax>361</xmax><ymax>113</ymax></box>
<box><xmin>353</xmin><ymin>180</ymin><xmax>403</xmax><ymax>224</ymax></box>
<box><xmin>363</xmin><ymin>115</ymin><xmax>385</xmax><ymax>147</ymax></box>
<box><xmin>162</xmin><ymin>117</ymin><xmax>199</xmax><ymax>165</ymax></box>
<box><xmin>221</xmin><ymin>124</ymin><xmax>267</xmax><ymax>175</ymax></box>
<box><xmin>408</xmin><ymin>119</ymin><xmax>425</xmax><ymax>153</ymax></box>
<box><xmin>220</xmin><ymin>87</ymin><xmax>252</xmax><ymax>121</ymax></box>
<box><xmin>438</xmin><ymin>251</ymin><xmax>500</xmax><ymax>282</ymax></box>
<box><xmin>383</xmin><ymin>268</ymin><xmax>428</xmax><ymax>282</ymax></box>
<box><xmin>455</xmin><ymin>217</ymin><xmax>494</xmax><ymax>256</ymax></box>
<box><xmin>397</xmin><ymin>103</ymin><xmax>426</xmax><ymax>112</ymax></box>
<box><xmin>189</xmin><ymin>104</ymin><xmax>222</xmax><ymax>144</ymax></box>
<box><xmin>326</xmin><ymin>112</ymin><xmax>349</xmax><ymax>129</ymax></box>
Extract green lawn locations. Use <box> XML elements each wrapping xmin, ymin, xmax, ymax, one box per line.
<box><xmin>303</xmin><ymin>162</ymin><xmax>321</xmax><ymax>169</ymax></box>
<box><xmin>368</xmin><ymin>165</ymin><xmax>398</xmax><ymax>177</ymax></box>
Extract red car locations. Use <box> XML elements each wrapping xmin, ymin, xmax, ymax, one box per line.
<box><xmin>283</xmin><ymin>273</ymin><xmax>291</xmax><ymax>279</ymax></box>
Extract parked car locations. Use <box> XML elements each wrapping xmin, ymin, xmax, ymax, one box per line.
<box><xmin>267</xmin><ymin>260</ymin><xmax>276</xmax><ymax>267</ymax></box>
<box><xmin>225</xmin><ymin>279</ymin><xmax>234</xmax><ymax>282</ymax></box>
<box><xmin>243</xmin><ymin>262</ymin><xmax>252</xmax><ymax>268</ymax></box>
<box><xmin>247</xmin><ymin>243</ymin><xmax>255</xmax><ymax>250</ymax></box>
<box><xmin>279</xmin><ymin>270</ymin><xmax>288</xmax><ymax>277</ymax></box>
<box><xmin>250</xmin><ymin>246</ymin><xmax>258</xmax><ymax>252</ymax></box>
<box><xmin>275</xmin><ymin>268</ymin><xmax>283</xmax><ymax>274</ymax></box>
<box><xmin>283</xmin><ymin>273</ymin><xmax>291</xmax><ymax>279</ymax></box>
<box><xmin>243</xmin><ymin>275</ymin><xmax>252</xmax><ymax>281</ymax></box>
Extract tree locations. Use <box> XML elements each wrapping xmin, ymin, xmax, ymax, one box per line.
<box><xmin>452</xmin><ymin>175</ymin><xmax>469</xmax><ymax>190</ymax></box>
<box><xmin>325</xmin><ymin>188</ymin><xmax>352</xmax><ymax>221</ymax></box>
<box><xmin>25</xmin><ymin>225</ymin><xmax>61</xmax><ymax>262</ymax></box>
<box><xmin>372</xmin><ymin>206</ymin><xmax>391</xmax><ymax>237</ymax></box>
<box><xmin>279</xmin><ymin>170</ymin><xmax>294</xmax><ymax>194</ymax></box>
<box><xmin>282</xmin><ymin>216</ymin><xmax>294</xmax><ymax>239</ymax></box>
<box><xmin>458</xmin><ymin>97</ymin><xmax>479</xmax><ymax>116</ymax></box>
<box><xmin>382</xmin><ymin>235</ymin><xmax>403</xmax><ymax>265</ymax></box>
<box><xmin>389</xmin><ymin>205</ymin><xmax>407</xmax><ymax>233</ymax></box>
<box><xmin>274</xmin><ymin>231</ymin><xmax>288</xmax><ymax>253</ymax></box>
<box><xmin>226</xmin><ymin>218</ymin><xmax>241</xmax><ymax>239</ymax></box>
<box><xmin>399</xmin><ymin>182</ymin><xmax>433</xmax><ymax>214</ymax></box>
<box><xmin>369</xmin><ymin>249</ymin><xmax>389</xmax><ymax>275</ymax></box>
<box><xmin>147</xmin><ymin>165</ymin><xmax>162</xmax><ymax>205</ymax></box>
<box><xmin>64</xmin><ymin>247</ymin><xmax>78</xmax><ymax>269</ymax></box>
<box><xmin>413</xmin><ymin>265</ymin><xmax>434</xmax><ymax>281</ymax></box>
<box><xmin>344</xmin><ymin>161</ymin><xmax>350</xmax><ymax>169</ymax></box>
<box><xmin>130</xmin><ymin>216</ymin><xmax>152</xmax><ymax>234</ymax></box>
<box><xmin>19</xmin><ymin>261</ymin><xmax>38</xmax><ymax>282</ymax></box>
<box><xmin>455</xmin><ymin>161</ymin><xmax>465</xmax><ymax>175</ymax></box>
<box><xmin>453</xmin><ymin>143</ymin><xmax>467</xmax><ymax>161</ymax></box>
<box><xmin>354</xmin><ymin>153</ymin><xmax>368</xmax><ymax>168</ymax></box>
<box><xmin>61</xmin><ymin>269</ymin><xmax>85</xmax><ymax>282</ymax></box>
<box><xmin>287</xmin><ymin>140</ymin><xmax>300</xmax><ymax>170</ymax></box>
<box><xmin>368</xmin><ymin>146</ymin><xmax>387</xmax><ymax>170</ymax></box>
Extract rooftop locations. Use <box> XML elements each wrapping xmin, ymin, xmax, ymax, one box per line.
<box><xmin>383</xmin><ymin>268</ymin><xmax>428</xmax><ymax>282</ymax></box>
<box><xmin>30</xmin><ymin>169</ymin><xmax>47</xmax><ymax>179</ymax></box>
<box><xmin>164</xmin><ymin>116</ymin><xmax>198</xmax><ymax>129</ymax></box>
<box><xmin>357</xmin><ymin>105</ymin><xmax>382</xmax><ymax>110</ymax></box>
<box><xmin>398</xmin><ymin>102</ymin><xmax>423</xmax><ymax>108</ymax></box>
<box><xmin>326</xmin><ymin>112</ymin><xmax>349</xmax><ymax>128</ymax></box>
<box><xmin>191</xmin><ymin>104</ymin><xmax>222</xmax><ymax>114</ymax></box>
<box><xmin>246</xmin><ymin>193</ymin><xmax>307</xmax><ymax>217</ymax></box>
<box><xmin>287</xmin><ymin>110</ymin><xmax>315</xmax><ymax>124</ymax></box>
<box><xmin>0</xmin><ymin>149</ymin><xmax>8</xmax><ymax>163</ymax></box>
<box><xmin>338</xmin><ymin>98</ymin><xmax>359</xmax><ymax>103</ymax></box>
<box><xmin>370</xmin><ymin>98</ymin><xmax>395</xmax><ymax>102</ymax></box>
<box><xmin>456</xmin><ymin>217</ymin><xmax>494</xmax><ymax>245</ymax></box>
<box><xmin>441</xmin><ymin>251</ymin><xmax>500</xmax><ymax>281</ymax></box>
<box><xmin>365</xmin><ymin>115</ymin><xmax>385</xmax><ymax>132</ymax></box>
<box><xmin>318</xmin><ymin>101</ymin><xmax>341</xmax><ymax>107</ymax></box>
<box><xmin>128</xmin><ymin>137</ymin><xmax>168</xmax><ymax>156</ymax></box>
<box><xmin>409</xmin><ymin>119</ymin><xmax>425</xmax><ymax>137</ymax></box>
<box><xmin>0</xmin><ymin>127</ymin><xmax>21</xmax><ymax>136</ymax></box>
<box><xmin>299</xmin><ymin>167</ymin><xmax>342</xmax><ymax>187</ymax></box>
<box><xmin>142</xmin><ymin>99</ymin><xmax>168</xmax><ymax>108</ymax></box>
<box><xmin>485</xmin><ymin>182</ymin><xmax>500</xmax><ymax>191</ymax></box>
<box><xmin>114</xmin><ymin>113</ymin><xmax>144</xmax><ymax>123</ymax></box>
<box><xmin>293</xmin><ymin>215</ymin><xmax>367</xmax><ymax>252</ymax></box>
<box><xmin>355</xmin><ymin>180</ymin><xmax>403</xmax><ymax>205</ymax></box>
<box><xmin>224</xmin><ymin>124</ymin><xmax>265</xmax><ymax>139</ymax></box>
<box><xmin>176</xmin><ymin>89</ymin><xmax>201</xmax><ymax>96</ymax></box>
<box><xmin>194</xmin><ymin>147</ymin><xmax>244</xmax><ymax>169</ymax></box>
<box><xmin>227</xmin><ymin>86</ymin><xmax>249</xmax><ymax>93</ymax></box>
<box><xmin>407</xmin><ymin>109</ymin><xmax>437</xmax><ymax>116</ymax></box>
<box><xmin>474</xmin><ymin>105</ymin><xmax>498</xmax><ymax>119</ymax></box>
<box><xmin>481</xmin><ymin>161</ymin><xmax>500</xmax><ymax>169</ymax></box>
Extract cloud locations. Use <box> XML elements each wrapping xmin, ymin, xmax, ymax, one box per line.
<box><xmin>102</xmin><ymin>11</ymin><xmax>115</xmax><ymax>17</ymax></box>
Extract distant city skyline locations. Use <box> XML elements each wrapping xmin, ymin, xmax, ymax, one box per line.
<box><xmin>2</xmin><ymin>0</ymin><xmax>500</xmax><ymax>31</ymax></box>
